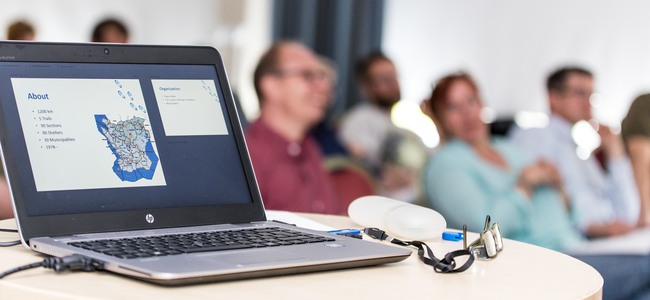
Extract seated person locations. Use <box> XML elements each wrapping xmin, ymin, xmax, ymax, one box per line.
<box><xmin>621</xmin><ymin>93</ymin><xmax>650</xmax><ymax>226</ymax></box>
<box><xmin>245</xmin><ymin>41</ymin><xmax>344</xmax><ymax>215</ymax></box>
<box><xmin>339</xmin><ymin>52</ymin><xmax>427</xmax><ymax>203</ymax></box>
<box><xmin>423</xmin><ymin>72</ymin><xmax>578</xmax><ymax>251</ymax></box>
<box><xmin>510</xmin><ymin>67</ymin><xmax>640</xmax><ymax>237</ymax></box>
<box><xmin>422</xmin><ymin>72</ymin><xmax>650</xmax><ymax>300</ymax></box>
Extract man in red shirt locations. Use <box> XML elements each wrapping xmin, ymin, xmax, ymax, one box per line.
<box><xmin>245</xmin><ymin>41</ymin><xmax>343</xmax><ymax>215</ymax></box>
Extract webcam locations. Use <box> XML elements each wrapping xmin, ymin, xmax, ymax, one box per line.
<box><xmin>103</xmin><ymin>48</ymin><xmax>110</xmax><ymax>55</ymax></box>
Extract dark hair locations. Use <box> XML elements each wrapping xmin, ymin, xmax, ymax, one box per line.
<box><xmin>355</xmin><ymin>51</ymin><xmax>392</xmax><ymax>83</ymax></box>
<box><xmin>546</xmin><ymin>67</ymin><xmax>592</xmax><ymax>92</ymax></box>
<box><xmin>428</xmin><ymin>72</ymin><xmax>479</xmax><ymax>123</ymax></box>
<box><xmin>91</xmin><ymin>19</ymin><xmax>129</xmax><ymax>42</ymax></box>
<box><xmin>7</xmin><ymin>21</ymin><xmax>35</xmax><ymax>40</ymax></box>
<box><xmin>253</xmin><ymin>40</ymin><xmax>307</xmax><ymax>104</ymax></box>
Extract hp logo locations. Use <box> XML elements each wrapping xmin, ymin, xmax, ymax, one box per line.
<box><xmin>145</xmin><ymin>214</ymin><xmax>155</xmax><ymax>224</ymax></box>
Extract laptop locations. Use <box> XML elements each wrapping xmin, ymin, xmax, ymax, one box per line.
<box><xmin>0</xmin><ymin>41</ymin><xmax>410</xmax><ymax>285</ymax></box>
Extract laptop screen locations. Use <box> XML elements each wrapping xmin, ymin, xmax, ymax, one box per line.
<box><xmin>0</xmin><ymin>61</ymin><xmax>254</xmax><ymax>217</ymax></box>
<box><xmin>0</xmin><ymin>43</ymin><xmax>266</xmax><ymax>241</ymax></box>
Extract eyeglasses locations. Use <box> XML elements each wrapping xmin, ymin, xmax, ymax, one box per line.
<box><xmin>367</xmin><ymin>74</ymin><xmax>397</xmax><ymax>85</ymax></box>
<box><xmin>465</xmin><ymin>215</ymin><xmax>503</xmax><ymax>260</ymax></box>
<box><xmin>273</xmin><ymin>68</ymin><xmax>329</xmax><ymax>83</ymax></box>
<box><xmin>558</xmin><ymin>87</ymin><xmax>593</xmax><ymax>100</ymax></box>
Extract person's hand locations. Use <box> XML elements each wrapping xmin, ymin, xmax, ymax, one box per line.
<box><xmin>519</xmin><ymin>160</ymin><xmax>563</xmax><ymax>189</ymax></box>
<box><xmin>586</xmin><ymin>221</ymin><xmax>635</xmax><ymax>238</ymax></box>
<box><xmin>516</xmin><ymin>160</ymin><xmax>564</xmax><ymax>199</ymax></box>
<box><xmin>380</xmin><ymin>164</ymin><xmax>415</xmax><ymax>192</ymax></box>
<box><xmin>517</xmin><ymin>161</ymin><xmax>572</xmax><ymax>209</ymax></box>
<box><xmin>598</xmin><ymin>125</ymin><xmax>626</xmax><ymax>160</ymax></box>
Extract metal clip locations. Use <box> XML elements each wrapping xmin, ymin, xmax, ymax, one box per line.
<box><xmin>467</xmin><ymin>215</ymin><xmax>504</xmax><ymax>260</ymax></box>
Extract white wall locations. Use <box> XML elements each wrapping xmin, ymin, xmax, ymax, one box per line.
<box><xmin>383</xmin><ymin>0</ymin><xmax>650</xmax><ymax>127</ymax></box>
<box><xmin>10</xmin><ymin>1</ymin><xmax>645</xmax><ymax>128</ymax></box>
<box><xmin>1</xmin><ymin>0</ymin><xmax>236</xmax><ymax>45</ymax></box>
<box><xmin>0</xmin><ymin>0</ymin><xmax>271</xmax><ymax>119</ymax></box>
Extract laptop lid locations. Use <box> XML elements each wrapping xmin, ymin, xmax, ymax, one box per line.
<box><xmin>0</xmin><ymin>42</ymin><xmax>266</xmax><ymax>244</ymax></box>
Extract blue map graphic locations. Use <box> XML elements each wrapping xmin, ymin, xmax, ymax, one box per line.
<box><xmin>95</xmin><ymin>114</ymin><xmax>159</xmax><ymax>182</ymax></box>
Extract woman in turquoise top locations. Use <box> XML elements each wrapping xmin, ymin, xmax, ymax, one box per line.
<box><xmin>422</xmin><ymin>72</ymin><xmax>581</xmax><ymax>252</ymax></box>
<box><xmin>421</xmin><ymin>72</ymin><xmax>650</xmax><ymax>300</ymax></box>
<box><xmin>425</xmin><ymin>138</ymin><xmax>582</xmax><ymax>251</ymax></box>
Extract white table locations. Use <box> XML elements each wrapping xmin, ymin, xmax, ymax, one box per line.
<box><xmin>0</xmin><ymin>214</ymin><xmax>602</xmax><ymax>299</ymax></box>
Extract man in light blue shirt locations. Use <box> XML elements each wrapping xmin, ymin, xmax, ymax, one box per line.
<box><xmin>510</xmin><ymin>67</ymin><xmax>640</xmax><ymax>237</ymax></box>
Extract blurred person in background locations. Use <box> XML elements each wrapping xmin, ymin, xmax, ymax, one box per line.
<box><xmin>423</xmin><ymin>71</ymin><xmax>650</xmax><ymax>300</ymax></box>
<box><xmin>339</xmin><ymin>52</ymin><xmax>427</xmax><ymax>203</ymax></box>
<box><xmin>7</xmin><ymin>20</ymin><xmax>35</xmax><ymax>40</ymax></box>
<box><xmin>510</xmin><ymin>67</ymin><xmax>641</xmax><ymax>237</ymax></box>
<box><xmin>423</xmin><ymin>72</ymin><xmax>574</xmax><ymax>250</ymax></box>
<box><xmin>245</xmin><ymin>41</ymin><xmax>343</xmax><ymax>215</ymax></box>
<box><xmin>621</xmin><ymin>93</ymin><xmax>650</xmax><ymax>226</ymax></box>
<box><xmin>91</xmin><ymin>18</ymin><xmax>129</xmax><ymax>43</ymax></box>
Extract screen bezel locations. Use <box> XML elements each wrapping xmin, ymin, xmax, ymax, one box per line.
<box><xmin>0</xmin><ymin>42</ymin><xmax>266</xmax><ymax>243</ymax></box>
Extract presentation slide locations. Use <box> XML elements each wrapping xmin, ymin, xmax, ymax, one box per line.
<box><xmin>11</xmin><ymin>78</ymin><xmax>167</xmax><ymax>192</ymax></box>
<box><xmin>151</xmin><ymin>79</ymin><xmax>228</xmax><ymax>136</ymax></box>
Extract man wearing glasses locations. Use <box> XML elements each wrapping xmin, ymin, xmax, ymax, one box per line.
<box><xmin>510</xmin><ymin>67</ymin><xmax>641</xmax><ymax>237</ymax></box>
<box><xmin>245</xmin><ymin>41</ymin><xmax>343</xmax><ymax>215</ymax></box>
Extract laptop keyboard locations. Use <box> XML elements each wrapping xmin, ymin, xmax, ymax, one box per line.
<box><xmin>69</xmin><ymin>227</ymin><xmax>336</xmax><ymax>259</ymax></box>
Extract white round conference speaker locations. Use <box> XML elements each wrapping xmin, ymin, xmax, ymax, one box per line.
<box><xmin>348</xmin><ymin>195</ymin><xmax>447</xmax><ymax>240</ymax></box>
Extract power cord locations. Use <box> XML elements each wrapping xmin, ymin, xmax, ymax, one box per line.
<box><xmin>0</xmin><ymin>240</ymin><xmax>20</xmax><ymax>247</ymax></box>
<box><xmin>0</xmin><ymin>228</ymin><xmax>20</xmax><ymax>247</ymax></box>
<box><xmin>0</xmin><ymin>254</ymin><xmax>103</xmax><ymax>279</ymax></box>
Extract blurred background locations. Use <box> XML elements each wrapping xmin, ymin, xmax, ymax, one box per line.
<box><xmin>4</xmin><ymin>0</ymin><xmax>650</xmax><ymax>148</ymax></box>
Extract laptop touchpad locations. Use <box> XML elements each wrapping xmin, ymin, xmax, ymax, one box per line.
<box><xmin>206</xmin><ymin>250</ymin><xmax>308</xmax><ymax>266</ymax></box>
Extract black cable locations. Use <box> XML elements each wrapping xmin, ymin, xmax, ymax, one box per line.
<box><xmin>0</xmin><ymin>240</ymin><xmax>20</xmax><ymax>247</ymax></box>
<box><xmin>0</xmin><ymin>227</ymin><xmax>20</xmax><ymax>247</ymax></box>
<box><xmin>0</xmin><ymin>261</ymin><xmax>44</xmax><ymax>278</ymax></box>
<box><xmin>0</xmin><ymin>254</ymin><xmax>103</xmax><ymax>279</ymax></box>
<box><xmin>363</xmin><ymin>227</ymin><xmax>475</xmax><ymax>273</ymax></box>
